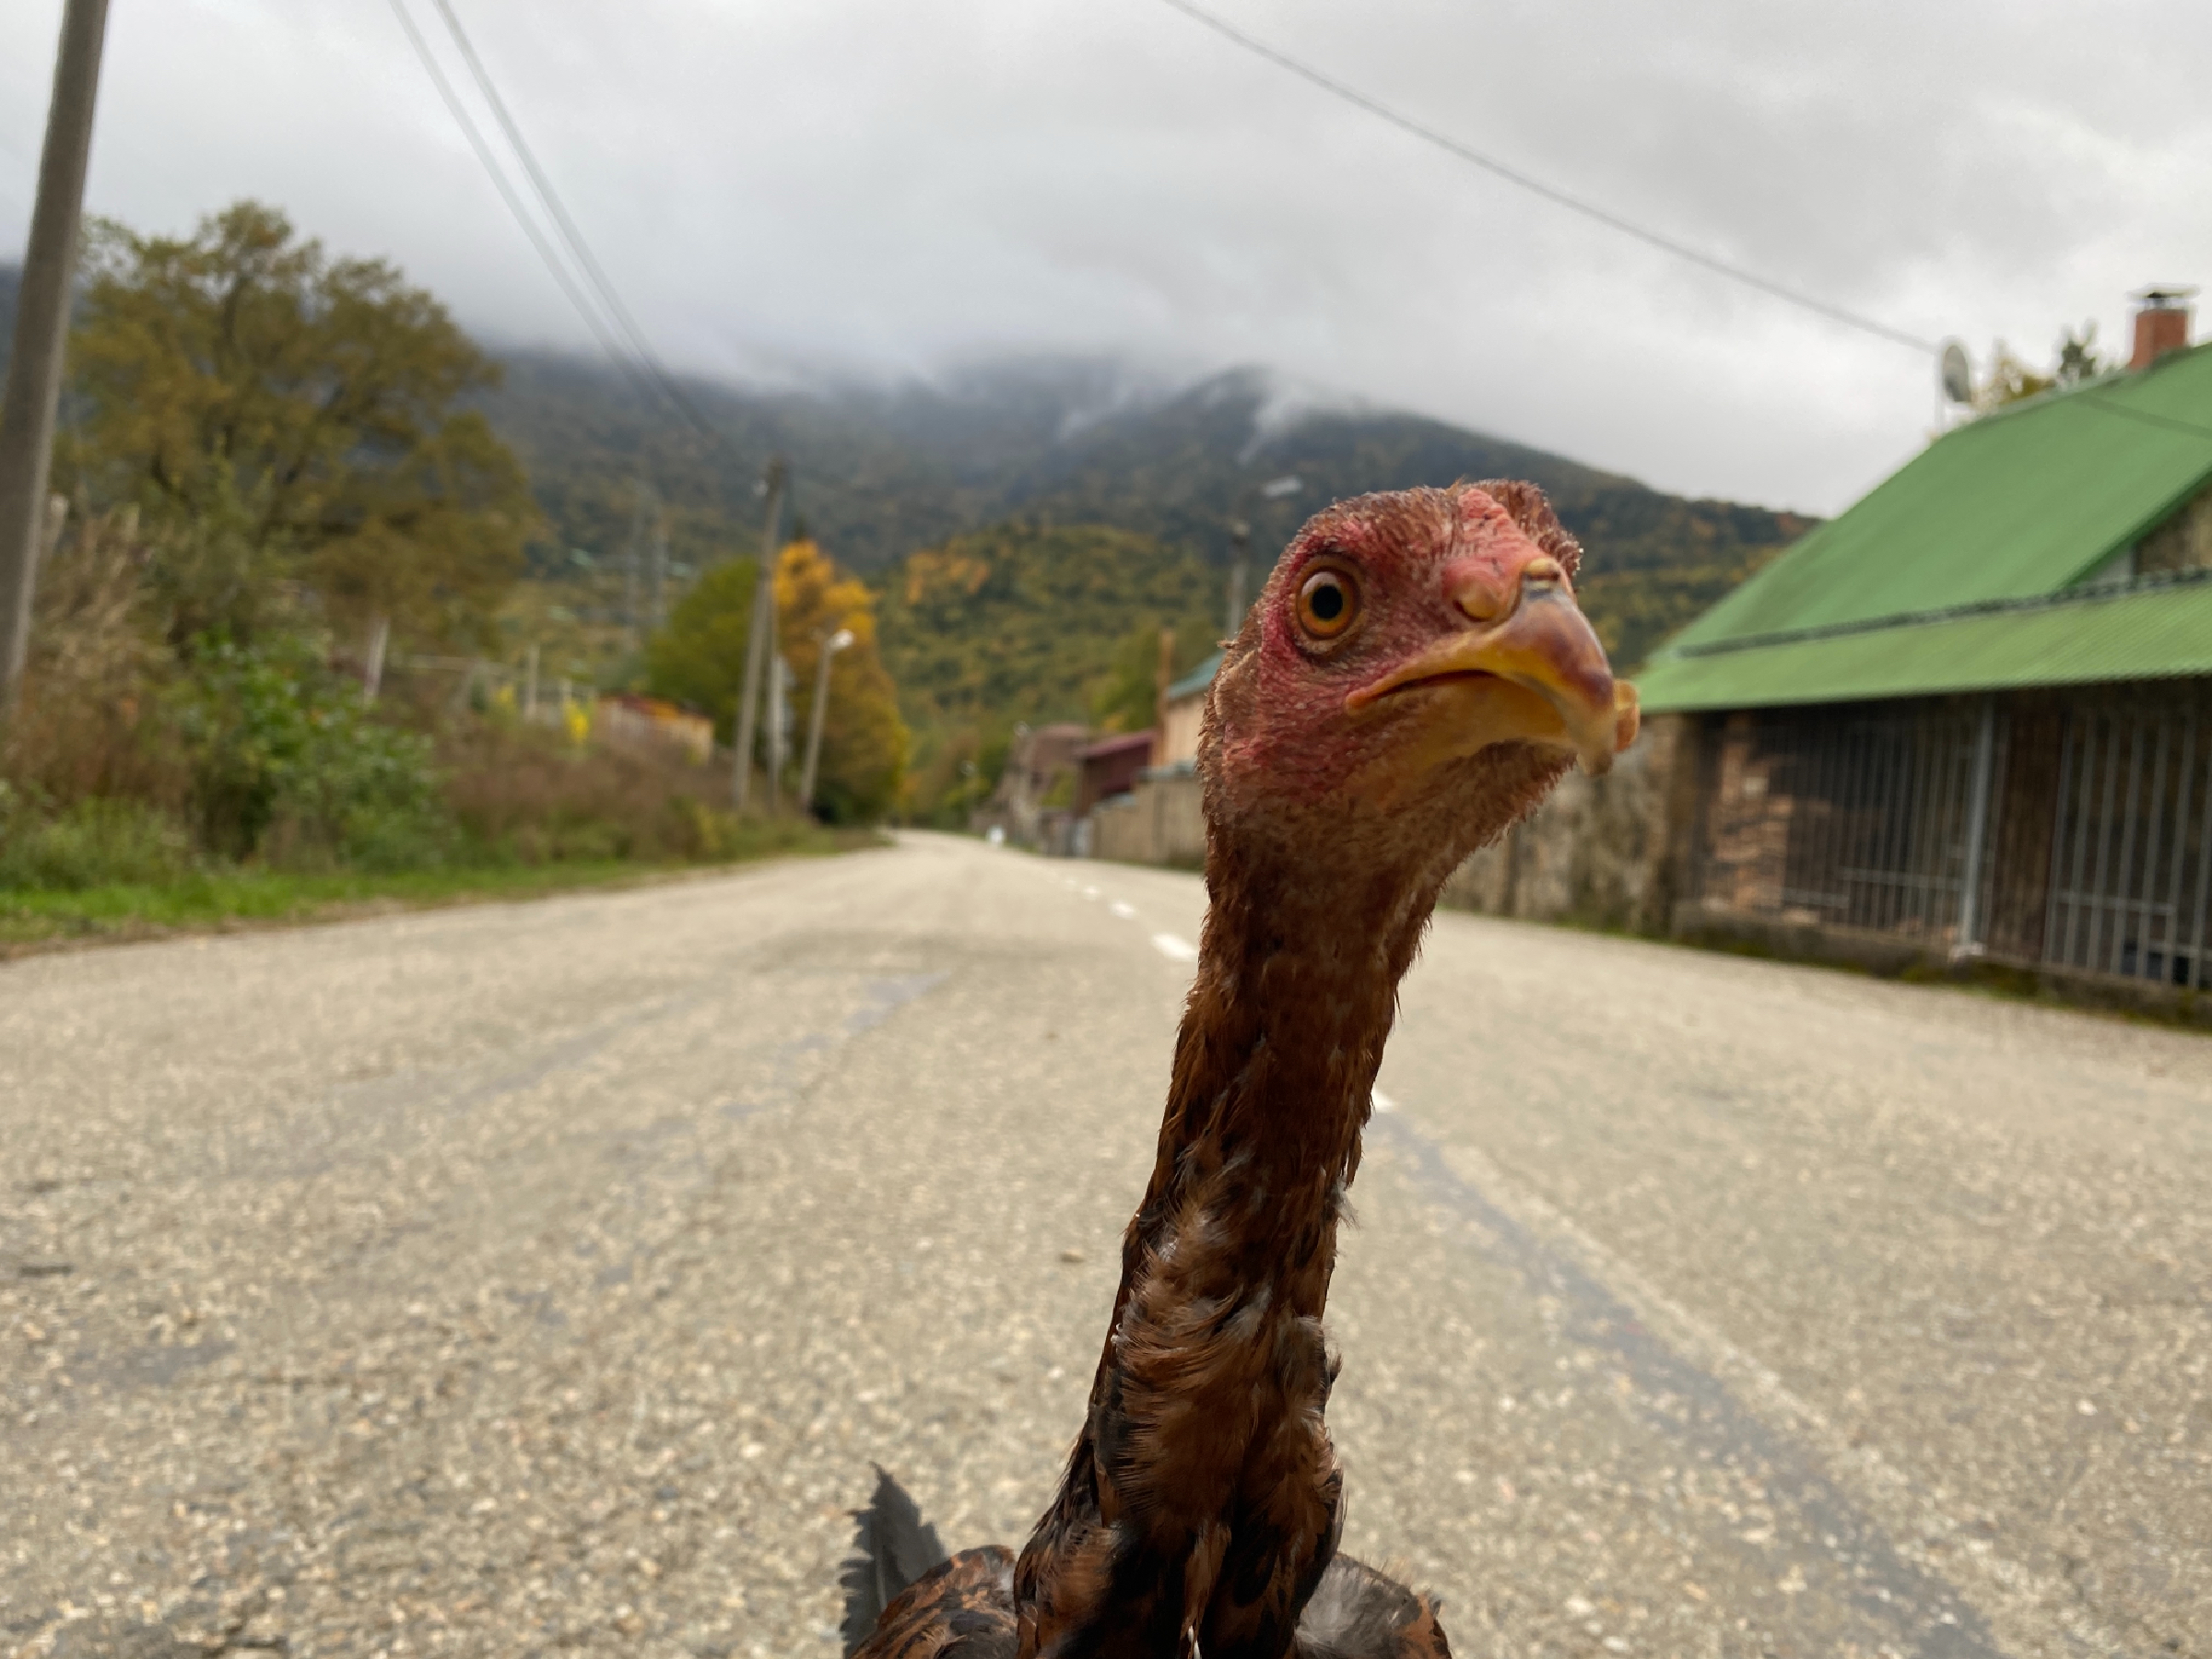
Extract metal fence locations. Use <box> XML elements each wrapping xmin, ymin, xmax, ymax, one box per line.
<box><xmin>1686</xmin><ymin>682</ymin><xmax>2212</xmax><ymax>989</ymax></box>
<box><xmin>2044</xmin><ymin>702</ymin><xmax>2212</xmax><ymax>985</ymax></box>
<box><xmin>1691</xmin><ymin>700</ymin><xmax>1994</xmax><ymax>951</ymax></box>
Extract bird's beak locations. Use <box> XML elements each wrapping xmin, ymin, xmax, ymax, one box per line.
<box><xmin>1347</xmin><ymin>559</ymin><xmax>1640</xmax><ymax>775</ymax></box>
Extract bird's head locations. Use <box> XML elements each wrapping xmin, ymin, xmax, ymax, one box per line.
<box><xmin>1200</xmin><ymin>482</ymin><xmax>1639</xmax><ymax>889</ymax></box>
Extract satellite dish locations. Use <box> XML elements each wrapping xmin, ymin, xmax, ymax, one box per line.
<box><xmin>1939</xmin><ymin>340</ymin><xmax>1974</xmax><ymax>406</ymax></box>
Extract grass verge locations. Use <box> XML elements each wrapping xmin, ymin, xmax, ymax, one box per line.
<box><xmin>0</xmin><ymin>825</ymin><xmax>884</xmax><ymax>958</ymax></box>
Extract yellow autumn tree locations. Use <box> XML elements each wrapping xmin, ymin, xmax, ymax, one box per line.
<box><xmin>773</xmin><ymin>538</ymin><xmax>907</xmax><ymax>822</ymax></box>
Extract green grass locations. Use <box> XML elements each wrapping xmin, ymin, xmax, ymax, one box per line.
<box><xmin>0</xmin><ymin>826</ymin><xmax>883</xmax><ymax>955</ymax></box>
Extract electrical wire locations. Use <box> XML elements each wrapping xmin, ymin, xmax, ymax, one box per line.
<box><xmin>380</xmin><ymin>0</ymin><xmax>644</xmax><ymax>392</ymax></box>
<box><xmin>423</xmin><ymin>0</ymin><xmax>730</xmax><ymax>444</ymax></box>
<box><xmin>1157</xmin><ymin>0</ymin><xmax>1941</xmax><ymax>358</ymax></box>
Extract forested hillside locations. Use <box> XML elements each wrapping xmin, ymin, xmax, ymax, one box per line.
<box><xmin>8</xmin><ymin>259</ymin><xmax>1814</xmax><ymax>827</ymax></box>
<box><xmin>478</xmin><ymin>353</ymin><xmax>1816</xmax><ymax>672</ymax></box>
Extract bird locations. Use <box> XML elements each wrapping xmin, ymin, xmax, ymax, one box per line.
<box><xmin>842</xmin><ymin>481</ymin><xmax>1638</xmax><ymax>1659</ymax></box>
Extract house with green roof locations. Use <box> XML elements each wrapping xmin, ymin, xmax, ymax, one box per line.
<box><xmin>1641</xmin><ymin>291</ymin><xmax>2212</xmax><ymax>991</ymax></box>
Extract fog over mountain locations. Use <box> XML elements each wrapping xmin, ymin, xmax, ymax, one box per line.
<box><xmin>6</xmin><ymin>0</ymin><xmax>2206</xmax><ymax>517</ymax></box>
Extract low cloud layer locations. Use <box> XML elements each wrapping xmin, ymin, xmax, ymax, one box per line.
<box><xmin>5</xmin><ymin>0</ymin><xmax>2207</xmax><ymax>513</ymax></box>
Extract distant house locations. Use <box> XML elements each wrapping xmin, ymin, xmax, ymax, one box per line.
<box><xmin>1076</xmin><ymin>730</ymin><xmax>1158</xmax><ymax>816</ymax></box>
<box><xmin>594</xmin><ymin>692</ymin><xmax>714</xmax><ymax>765</ymax></box>
<box><xmin>1157</xmin><ymin>650</ymin><xmax>1220</xmax><ymax>771</ymax></box>
<box><xmin>974</xmin><ymin>722</ymin><xmax>1090</xmax><ymax>849</ymax></box>
<box><xmin>1639</xmin><ymin>288</ymin><xmax>2212</xmax><ymax>994</ymax></box>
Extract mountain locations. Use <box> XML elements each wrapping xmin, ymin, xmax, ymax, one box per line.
<box><xmin>481</xmin><ymin>353</ymin><xmax>1817</xmax><ymax>673</ymax></box>
<box><xmin>4</xmin><ymin>258</ymin><xmax>1811</xmax><ymax>677</ymax></box>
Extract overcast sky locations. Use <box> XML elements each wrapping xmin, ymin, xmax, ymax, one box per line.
<box><xmin>5</xmin><ymin>0</ymin><xmax>2208</xmax><ymax>514</ymax></box>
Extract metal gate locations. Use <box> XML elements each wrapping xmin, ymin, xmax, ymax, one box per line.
<box><xmin>1688</xmin><ymin>683</ymin><xmax>2212</xmax><ymax>987</ymax></box>
<box><xmin>2043</xmin><ymin>703</ymin><xmax>2212</xmax><ymax>986</ymax></box>
<box><xmin>1691</xmin><ymin>701</ymin><xmax>1994</xmax><ymax>951</ymax></box>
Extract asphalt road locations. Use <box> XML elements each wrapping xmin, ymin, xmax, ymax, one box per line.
<box><xmin>3</xmin><ymin>832</ymin><xmax>2206</xmax><ymax>1659</ymax></box>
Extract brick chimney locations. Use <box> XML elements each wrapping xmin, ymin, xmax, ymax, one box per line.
<box><xmin>2130</xmin><ymin>286</ymin><xmax>2195</xmax><ymax>370</ymax></box>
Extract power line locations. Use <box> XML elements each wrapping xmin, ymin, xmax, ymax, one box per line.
<box><xmin>422</xmin><ymin>0</ymin><xmax>730</xmax><ymax>445</ymax></box>
<box><xmin>1157</xmin><ymin>0</ymin><xmax>1941</xmax><ymax>358</ymax></box>
<box><xmin>380</xmin><ymin>0</ymin><xmax>642</xmax><ymax>390</ymax></box>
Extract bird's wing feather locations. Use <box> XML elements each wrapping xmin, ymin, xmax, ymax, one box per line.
<box><xmin>1295</xmin><ymin>1555</ymin><xmax>1453</xmax><ymax>1659</ymax></box>
<box><xmin>840</xmin><ymin>1466</ymin><xmax>955</xmax><ymax>1655</ymax></box>
<box><xmin>848</xmin><ymin>1546</ymin><xmax>1017</xmax><ymax>1659</ymax></box>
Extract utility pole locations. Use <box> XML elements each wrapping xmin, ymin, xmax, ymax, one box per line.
<box><xmin>798</xmin><ymin>627</ymin><xmax>853</xmax><ymax>816</ymax></box>
<box><xmin>732</xmin><ymin>455</ymin><xmax>786</xmax><ymax>809</ymax></box>
<box><xmin>0</xmin><ymin>0</ymin><xmax>112</xmax><ymax>713</ymax></box>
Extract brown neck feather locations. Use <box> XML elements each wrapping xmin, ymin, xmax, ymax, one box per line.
<box><xmin>1013</xmin><ymin>847</ymin><xmax>1440</xmax><ymax>1659</ymax></box>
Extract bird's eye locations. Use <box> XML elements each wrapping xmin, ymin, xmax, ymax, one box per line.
<box><xmin>1297</xmin><ymin>568</ymin><xmax>1359</xmax><ymax>641</ymax></box>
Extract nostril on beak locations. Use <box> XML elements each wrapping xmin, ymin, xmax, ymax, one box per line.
<box><xmin>1453</xmin><ymin>555</ymin><xmax>1569</xmax><ymax>624</ymax></box>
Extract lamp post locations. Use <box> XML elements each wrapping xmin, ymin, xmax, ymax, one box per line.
<box><xmin>798</xmin><ymin>626</ymin><xmax>854</xmax><ymax>816</ymax></box>
<box><xmin>1225</xmin><ymin>473</ymin><xmax>1302</xmax><ymax>638</ymax></box>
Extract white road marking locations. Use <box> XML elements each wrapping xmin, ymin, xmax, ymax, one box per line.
<box><xmin>1150</xmin><ymin>934</ymin><xmax>1199</xmax><ymax>963</ymax></box>
<box><xmin>1110</xmin><ymin>901</ymin><xmax>1136</xmax><ymax>920</ymax></box>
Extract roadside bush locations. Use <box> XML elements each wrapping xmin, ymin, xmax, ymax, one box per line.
<box><xmin>4</xmin><ymin>507</ymin><xmax>189</xmax><ymax>816</ymax></box>
<box><xmin>169</xmin><ymin>634</ymin><xmax>450</xmax><ymax>867</ymax></box>
<box><xmin>438</xmin><ymin>720</ymin><xmax>742</xmax><ymax>864</ymax></box>
<box><xmin>0</xmin><ymin>789</ymin><xmax>196</xmax><ymax>891</ymax></box>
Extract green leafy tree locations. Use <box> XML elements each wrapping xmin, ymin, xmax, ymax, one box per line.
<box><xmin>1089</xmin><ymin>618</ymin><xmax>1218</xmax><ymax>735</ymax></box>
<box><xmin>644</xmin><ymin>539</ymin><xmax>908</xmax><ymax>821</ymax></box>
<box><xmin>62</xmin><ymin>201</ymin><xmax>532</xmax><ymax>647</ymax></box>
<box><xmin>642</xmin><ymin>556</ymin><xmax>760</xmax><ymax>735</ymax></box>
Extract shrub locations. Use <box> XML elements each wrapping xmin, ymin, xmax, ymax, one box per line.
<box><xmin>0</xmin><ymin>789</ymin><xmax>196</xmax><ymax>891</ymax></box>
<box><xmin>168</xmin><ymin>634</ymin><xmax>450</xmax><ymax>866</ymax></box>
<box><xmin>439</xmin><ymin>719</ymin><xmax>761</xmax><ymax>865</ymax></box>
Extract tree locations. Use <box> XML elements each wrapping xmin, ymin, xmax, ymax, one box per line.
<box><xmin>1973</xmin><ymin>323</ymin><xmax>2107</xmax><ymax>415</ymax></box>
<box><xmin>773</xmin><ymin>538</ymin><xmax>906</xmax><ymax>822</ymax></box>
<box><xmin>642</xmin><ymin>555</ymin><xmax>759</xmax><ymax>735</ymax></box>
<box><xmin>1089</xmin><ymin>618</ymin><xmax>1218</xmax><ymax>735</ymax></box>
<box><xmin>61</xmin><ymin>201</ymin><xmax>532</xmax><ymax>646</ymax></box>
<box><xmin>644</xmin><ymin>537</ymin><xmax>907</xmax><ymax>821</ymax></box>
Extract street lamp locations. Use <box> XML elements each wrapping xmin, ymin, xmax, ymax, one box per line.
<box><xmin>1226</xmin><ymin>474</ymin><xmax>1302</xmax><ymax>637</ymax></box>
<box><xmin>798</xmin><ymin>626</ymin><xmax>855</xmax><ymax>816</ymax></box>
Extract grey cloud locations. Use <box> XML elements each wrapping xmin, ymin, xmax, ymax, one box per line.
<box><xmin>2</xmin><ymin>0</ymin><xmax>2206</xmax><ymax>514</ymax></box>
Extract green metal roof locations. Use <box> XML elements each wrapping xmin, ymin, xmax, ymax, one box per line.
<box><xmin>1637</xmin><ymin>571</ymin><xmax>2212</xmax><ymax>711</ymax></box>
<box><xmin>1674</xmin><ymin>344</ymin><xmax>2212</xmax><ymax>650</ymax></box>
<box><xmin>1639</xmin><ymin>340</ymin><xmax>2212</xmax><ymax>711</ymax></box>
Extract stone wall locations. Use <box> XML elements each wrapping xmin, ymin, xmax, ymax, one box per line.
<box><xmin>1090</xmin><ymin>771</ymin><xmax>1206</xmax><ymax>868</ymax></box>
<box><xmin>1085</xmin><ymin>717</ymin><xmax>1697</xmax><ymax>929</ymax></box>
<box><xmin>1438</xmin><ymin>714</ymin><xmax>1693</xmax><ymax>934</ymax></box>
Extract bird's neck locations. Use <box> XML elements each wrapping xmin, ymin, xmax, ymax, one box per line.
<box><xmin>1015</xmin><ymin>850</ymin><xmax>1436</xmax><ymax>1659</ymax></box>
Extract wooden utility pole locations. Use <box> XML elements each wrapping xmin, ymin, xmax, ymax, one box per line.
<box><xmin>732</xmin><ymin>456</ymin><xmax>786</xmax><ymax>809</ymax></box>
<box><xmin>0</xmin><ymin>0</ymin><xmax>111</xmax><ymax>712</ymax></box>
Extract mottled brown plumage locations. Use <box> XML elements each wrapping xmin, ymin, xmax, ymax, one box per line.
<box><xmin>848</xmin><ymin>483</ymin><xmax>1635</xmax><ymax>1659</ymax></box>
